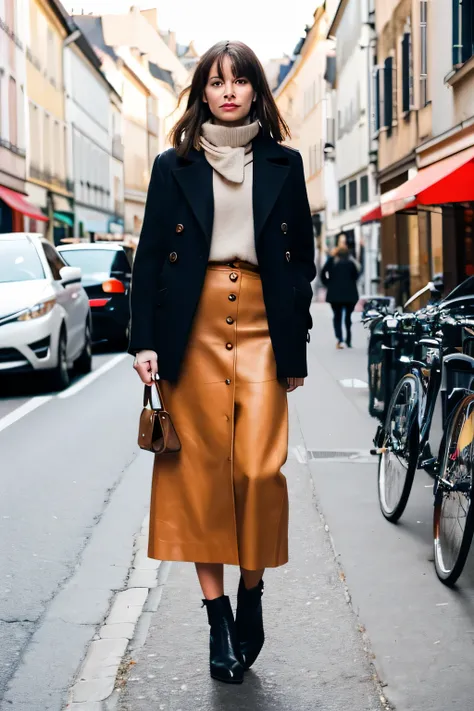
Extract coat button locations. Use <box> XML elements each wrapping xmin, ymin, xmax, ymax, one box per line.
<box><xmin>229</xmin><ymin>272</ymin><xmax>238</xmax><ymax>282</ymax></box>
<box><xmin>281</xmin><ymin>222</ymin><xmax>288</xmax><ymax>233</ymax></box>
<box><xmin>226</xmin><ymin>343</ymin><xmax>233</xmax><ymax>350</ymax></box>
<box><xmin>285</xmin><ymin>251</ymin><xmax>291</xmax><ymax>262</ymax></box>
<box><xmin>175</xmin><ymin>224</ymin><xmax>184</xmax><ymax>233</ymax></box>
<box><xmin>225</xmin><ymin>378</ymin><xmax>231</xmax><ymax>385</ymax></box>
<box><xmin>169</xmin><ymin>252</ymin><xmax>178</xmax><ymax>263</ymax></box>
<box><xmin>228</xmin><ymin>293</ymin><xmax>236</xmax><ymax>301</ymax></box>
<box><xmin>226</xmin><ymin>316</ymin><xmax>234</xmax><ymax>325</ymax></box>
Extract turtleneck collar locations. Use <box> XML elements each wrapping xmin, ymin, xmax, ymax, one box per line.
<box><xmin>201</xmin><ymin>118</ymin><xmax>260</xmax><ymax>149</ymax></box>
<box><xmin>199</xmin><ymin>118</ymin><xmax>260</xmax><ymax>183</ymax></box>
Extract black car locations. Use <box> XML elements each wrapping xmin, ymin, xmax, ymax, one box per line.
<box><xmin>58</xmin><ymin>243</ymin><xmax>133</xmax><ymax>347</ymax></box>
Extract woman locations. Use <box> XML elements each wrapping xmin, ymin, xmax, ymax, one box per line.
<box><xmin>129</xmin><ymin>40</ymin><xmax>315</xmax><ymax>684</ymax></box>
<box><xmin>321</xmin><ymin>241</ymin><xmax>360</xmax><ymax>349</ymax></box>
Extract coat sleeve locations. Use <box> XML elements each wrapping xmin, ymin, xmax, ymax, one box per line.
<box><xmin>320</xmin><ymin>258</ymin><xmax>332</xmax><ymax>286</ymax></box>
<box><xmin>128</xmin><ymin>155</ymin><xmax>167</xmax><ymax>355</ymax></box>
<box><xmin>292</xmin><ymin>152</ymin><xmax>317</xmax><ymax>285</ymax></box>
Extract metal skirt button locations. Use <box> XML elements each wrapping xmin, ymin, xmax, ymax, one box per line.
<box><xmin>228</xmin><ymin>293</ymin><xmax>237</xmax><ymax>301</ymax></box>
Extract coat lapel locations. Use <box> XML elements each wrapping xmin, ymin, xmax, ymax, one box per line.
<box><xmin>172</xmin><ymin>151</ymin><xmax>214</xmax><ymax>245</ymax></box>
<box><xmin>171</xmin><ymin>134</ymin><xmax>290</xmax><ymax>248</ymax></box>
<box><xmin>252</xmin><ymin>133</ymin><xmax>290</xmax><ymax>244</ymax></box>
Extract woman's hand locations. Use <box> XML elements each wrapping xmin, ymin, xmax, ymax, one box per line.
<box><xmin>133</xmin><ymin>350</ymin><xmax>158</xmax><ymax>384</ymax></box>
<box><xmin>286</xmin><ymin>377</ymin><xmax>304</xmax><ymax>392</ymax></box>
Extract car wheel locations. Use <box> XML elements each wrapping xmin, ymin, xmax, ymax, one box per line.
<box><xmin>111</xmin><ymin>323</ymin><xmax>130</xmax><ymax>352</ymax></box>
<box><xmin>75</xmin><ymin>322</ymin><xmax>92</xmax><ymax>375</ymax></box>
<box><xmin>49</xmin><ymin>330</ymin><xmax>70</xmax><ymax>391</ymax></box>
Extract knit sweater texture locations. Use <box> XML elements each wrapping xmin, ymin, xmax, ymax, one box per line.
<box><xmin>200</xmin><ymin>119</ymin><xmax>260</xmax><ymax>265</ymax></box>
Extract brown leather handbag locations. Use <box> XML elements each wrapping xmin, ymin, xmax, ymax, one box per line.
<box><xmin>138</xmin><ymin>378</ymin><xmax>181</xmax><ymax>454</ymax></box>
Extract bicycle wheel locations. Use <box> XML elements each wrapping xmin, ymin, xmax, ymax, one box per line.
<box><xmin>433</xmin><ymin>395</ymin><xmax>474</xmax><ymax>586</ymax></box>
<box><xmin>378</xmin><ymin>374</ymin><xmax>419</xmax><ymax>522</ymax></box>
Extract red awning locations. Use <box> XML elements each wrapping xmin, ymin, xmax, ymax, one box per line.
<box><xmin>0</xmin><ymin>185</ymin><xmax>49</xmax><ymax>222</ymax></box>
<box><xmin>382</xmin><ymin>144</ymin><xmax>474</xmax><ymax>216</ymax></box>
<box><xmin>361</xmin><ymin>205</ymin><xmax>382</xmax><ymax>223</ymax></box>
<box><xmin>360</xmin><ymin>144</ymin><xmax>474</xmax><ymax>222</ymax></box>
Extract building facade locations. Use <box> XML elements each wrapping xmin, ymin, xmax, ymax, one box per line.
<box><xmin>327</xmin><ymin>0</ymin><xmax>379</xmax><ymax>294</ymax></box>
<box><xmin>415</xmin><ymin>0</ymin><xmax>474</xmax><ymax>293</ymax></box>
<box><xmin>75</xmin><ymin>8</ymin><xmax>189</xmax><ymax>236</ymax></box>
<box><xmin>64</xmin><ymin>30</ymin><xmax>123</xmax><ymax>240</ymax></box>
<box><xmin>24</xmin><ymin>0</ymin><xmax>73</xmax><ymax>242</ymax></box>
<box><xmin>0</xmin><ymin>0</ymin><xmax>48</xmax><ymax>232</ymax></box>
<box><xmin>373</xmin><ymin>0</ymin><xmax>433</xmax><ymax>302</ymax></box>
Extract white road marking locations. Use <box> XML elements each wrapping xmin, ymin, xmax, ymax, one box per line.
<box><xmin>58</xmin><ymin>353</ymin><xmax>128</xmax><ymax>399</ymax></box>
<box><xmin>0</xmin><ymin>353</ymin><xmax>128</xmax><ymax>432</ymax></box>
<box><xmin>339</xmin><ymin>378</ymin><xmax>369</xmax><ymax>388</ymax></box>
<box><xmin>0</xmin><ymin>395</ymin><xmax>53</xmax><ymax>434</ymax></box>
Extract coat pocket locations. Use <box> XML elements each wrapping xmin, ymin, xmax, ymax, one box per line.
<box><xmin>156</xmin><ymin>287</ymin><xmax>168</xmax><ymax>306</ymax></box>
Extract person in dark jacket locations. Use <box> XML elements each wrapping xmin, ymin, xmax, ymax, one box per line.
<box><xmin>321</xmin><ymin>245</ymin><xmax>360</xmax><ymax>348</ymax></box>
<box><xmin>128</xmin><ymin>40</ymin><xmax>315</xmax><ymax>686</ymax></box>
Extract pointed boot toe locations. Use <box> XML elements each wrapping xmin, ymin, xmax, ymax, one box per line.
<box><xmin>202</xmin><ymin>595</ymin><xmax>244</xmax><ymax>684</ymax></box>
<box><xmin>236</xmin><ymin>577</ymin><xmax>265</xmax><ymax>670</ymax></box>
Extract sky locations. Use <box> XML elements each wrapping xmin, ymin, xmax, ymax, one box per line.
<box><xmin>66</xmin><ymin>1</ymin><xmax>320</xmax><ymax>60</ymax></box>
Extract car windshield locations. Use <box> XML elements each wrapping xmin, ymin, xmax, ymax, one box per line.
<box><xmin>59</xmin><ymin>249</ymin><xmax>130</xmax><ymax>277</ymax></box>
<box><xmin>0</xmin><ymin>239</ymin><xmax>45</xmax><ymax>283</ymax></box>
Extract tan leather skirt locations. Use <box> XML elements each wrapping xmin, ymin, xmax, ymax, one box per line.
<box><xmin>149</xmin><ymin>261</ymin><xmax>289</xmax><ymax>570</ymax></box>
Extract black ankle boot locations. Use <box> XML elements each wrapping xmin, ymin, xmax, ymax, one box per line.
<box><xmin>202</xmin><ymin>595</ymin><xmax>244</xmax><ymax>684</ymax></box>
<box><xmin>235</xmin><ymin>577</ymin><xmax>265</xmax><ymax>670</ymax></box>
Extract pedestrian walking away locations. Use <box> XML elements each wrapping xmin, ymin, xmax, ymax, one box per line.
<box><xmin>321</xmin><ymin>242</ymin><xmax>360</xmax><ymax>349</ymax></box>
<box><xmin>128</xmin><ymin>39</ymin><xmax>315</xmax><ymax>685</ymax></box>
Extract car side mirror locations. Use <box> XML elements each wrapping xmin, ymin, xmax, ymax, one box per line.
<box><xmin>60</xmin><ymin>266</ymin><xmax>82</xmax><ymax>284</ymax></box>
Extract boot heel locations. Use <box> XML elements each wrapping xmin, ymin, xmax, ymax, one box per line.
<box><xmin>202</xmin><ymin>595</ymin><xmax>244</xmax><ymax>684</ymax></box>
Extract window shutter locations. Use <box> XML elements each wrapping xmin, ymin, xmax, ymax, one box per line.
<box><xmin>384</xmin><ymin>57</ymin><xmax>393</xmax><ymax>128</ymax></box>
<box><xmin>402</xmin><ymin>33</ymin><xmax>410</xmax><ymax>112</ymax></box>
<box><xmin>452</xmin><ymin>0</ymin><xmax>462</xmax><ymax>65</ymax></box>
<box><xmin>461</xmin><ymin>0</ymin><xmax>474</xmax><ymax>62</ymax></box>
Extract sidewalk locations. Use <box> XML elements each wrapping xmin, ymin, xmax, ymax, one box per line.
<box><xmin>117</xmin><ymin>306</ymin><xmax>384</xmax><ymax>711</ymax></box>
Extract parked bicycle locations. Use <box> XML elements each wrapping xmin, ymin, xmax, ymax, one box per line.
<box><xmin>373</xmin><ymin>276</ymin><xmax>474</xmax><ymax>585</ymax></box>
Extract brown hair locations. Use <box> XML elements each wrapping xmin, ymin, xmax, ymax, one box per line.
<box><xmin>169</xmin><ymin>40</ymin><xmax>290</xmax><ymax>156</ymax></box>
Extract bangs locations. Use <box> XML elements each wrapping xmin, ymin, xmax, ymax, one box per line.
<box><xmin>214</xmin><ymin>47</ymin><xmax>257</xmax><ymax>84</ymax></box>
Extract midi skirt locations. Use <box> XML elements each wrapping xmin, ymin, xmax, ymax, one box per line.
<box><xmin>148</xmin><ymin>261</ymin><xmax>289</xmax><ymax>570</ymax></box>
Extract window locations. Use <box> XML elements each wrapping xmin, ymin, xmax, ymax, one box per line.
<box><xmin>420</xmin><ymin>1</ymin><xmax>428</xmax><ymax>106</ymax></box>
<box><xmin>374</xmin><ymin>67</ymin><xmax>382</xmax><ymax>132</ymax></box>
<box><xmin>47</xmin><ymin>27</ymin><xmax>56</xmax><ymax>85</ymax></box>
<box><xmin>0</xmin><ymin>239</ymin><xmax>45</xmax><ymax>283</ymax></box>
<box><xmin>402</xmin><ymin>18</ymin><xmax>414</xmax><ymax>113</ymax></box>
<box><xmin>42</xmin><ymin>242</ymin><xmax>66</xmax><ymax>280</ymax></box>
<box><xmin>29</xmin><ymin>102</ymin><xmax>40</xmax><ymax>168</ymax></box>
<box><xmin>43</xmin><ymin>113</ymin><xmax>50</xmax><ymax>176</ymax></box>
<box><xmin>360</xmin><ymin>175</ymin><xmax>369</xmax><ymax>204</ymax></box>
<box><xmin>339</xmin><ymin>184</ymin><xmax>346</xmax><ymax>212</ymax></box>
<box><xmin>349</xmin><ymin>179</ymin><xmax>357</xmax><ymax>208</ymax></box>
<box><xmin>8</xmin><ymin>77</ymin><xmax>17</xmax><ymax>147</ymax></box>
<box><xmin>383</xmin><ymin>56</ymin><xmax>393</xmax><ymax>128</ymax></box>
<box><xmin>452</xmin><ymin>0</ymin><xmax>474</xmax><ymax>65</ymax></box>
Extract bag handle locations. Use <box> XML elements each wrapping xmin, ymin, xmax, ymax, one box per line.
<box><xmin>143</xmin><ymin>376</ymin><xmax>164</xmax><ymax>411</ymax></box>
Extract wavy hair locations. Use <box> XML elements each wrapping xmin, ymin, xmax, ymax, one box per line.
<box><xmin>169</xmin><ymin>40</ymin><xmax>290</xmax><ymax>156</ymax></box>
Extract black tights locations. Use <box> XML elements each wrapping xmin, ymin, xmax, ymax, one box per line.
<box><xmin>330</xmin><ymin>303</ymin><xmax>355</xmax><ymax>345</ymax></box>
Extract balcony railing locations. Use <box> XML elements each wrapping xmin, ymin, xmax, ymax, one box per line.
<box><xmin>112</xmin><ymin>135</ymin><xmax>124</xmax><ymax>162</ymax></box>
<box><xmin>147</xmin><ymin>112</ymin><xmax>159</xmax><ymax>137</ymax></box>
<box><xmin>29</xmin><ymin>165</ymin><xmax>73</xmax><ymax>193</ymax></box>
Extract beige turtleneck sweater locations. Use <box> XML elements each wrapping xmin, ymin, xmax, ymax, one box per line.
<box><xmin>200</xmin><ymin>119</ymin><xmax>260</xmax><ymax>265</ymax></box>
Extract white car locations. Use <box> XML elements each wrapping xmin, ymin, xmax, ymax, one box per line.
<box><xmin>0</xmin><ymin>233</ymin><xmax>92</xmax><ymax>390</ymax></box>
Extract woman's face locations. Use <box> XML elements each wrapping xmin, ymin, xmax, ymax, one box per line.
<box><xmin>203</xmin><ymin>55</ymin><xmax>256</xmax><ymax>126</ymax></box>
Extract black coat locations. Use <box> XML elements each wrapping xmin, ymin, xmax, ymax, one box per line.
<box><xmin>128</xmin><ymin>132</ymin><xmax>316</xmax><ymax>381</ymax></box>
<box><xmin>320</xmin><ymin>255</ymin><xmax>360</xmax><ymax>305</ymax></box>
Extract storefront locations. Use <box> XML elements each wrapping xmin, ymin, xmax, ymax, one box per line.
<box><xmin>0</xmin><ymin>185</ymin><xmax>49</xmax><ymax>234</ymax></box>
<box><xmin>361</xmin><ymin>144</ymin><xmax>474</xmax><ymax>302</ymax></box>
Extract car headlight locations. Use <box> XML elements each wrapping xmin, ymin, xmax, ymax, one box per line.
<box><xmin>17</xmin><ymin>298</ymin><xmax>56</xmax><ymax>321</ymax></box>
